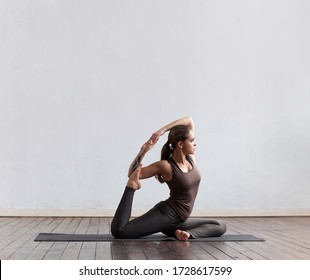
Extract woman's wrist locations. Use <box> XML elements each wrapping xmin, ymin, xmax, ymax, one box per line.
<box><xmin>159</xmin><ymin>127</ymin><xmax>168</xmax><ymax>135</ymax></box>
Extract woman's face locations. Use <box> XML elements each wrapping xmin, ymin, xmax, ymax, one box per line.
<box><xmin>182</xmin><ymin>130</ymin><xmax>197</xmax><ymax>154</ymax></box>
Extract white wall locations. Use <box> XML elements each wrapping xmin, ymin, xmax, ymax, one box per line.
<box><xmin>1</xmin><ymin>0</ymin><xmax>309</xmax><ymax>216</ymax></box>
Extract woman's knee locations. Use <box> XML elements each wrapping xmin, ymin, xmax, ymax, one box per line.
<box><xmin>111</xmin><ymin>225</ymin><xmax>140</xmax><ymax>239</ymax></box>
<box><xmin>111</xmin><ymin>227</ymin><xmax>127</xmax><ymax>239</ymax></box>
<box><xmin>218</xmin><ymin>221</ymin><xmax>227</xmax><ymax>235</ymax></box>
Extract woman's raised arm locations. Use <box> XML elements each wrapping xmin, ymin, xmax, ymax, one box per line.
<box><xmin>150</xmin><ymin>116</ymin><xmax>194</xmax><ymax>143</ymax></box>
<box><xmin>127</xmin><ymin>116</ymin><xmax>194</xmax><ymax>177</ymax></box>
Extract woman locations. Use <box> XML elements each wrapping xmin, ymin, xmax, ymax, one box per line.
<box><xmin>111</xmin><ymin>116</ymin><xmax>226</xmax><ymax>240</ymax></box>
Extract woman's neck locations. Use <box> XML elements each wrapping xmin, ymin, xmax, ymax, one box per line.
<box><xmin>172</xmin><ymin>151</ymin><xmax>187</xmax><ymax>165</ymax></box>
<box><xmin>172</xmin><ymin>151</ymin><xmax>192</xmax><ymax>172</ymax></box>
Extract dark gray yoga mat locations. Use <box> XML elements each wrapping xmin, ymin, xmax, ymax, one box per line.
<box><xmin>34</xmin><ymin>233</ymin><xmax>264</xmax><ymax>242</ymax></box>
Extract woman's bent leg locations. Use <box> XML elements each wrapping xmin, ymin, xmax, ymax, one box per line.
<box><xmin>111</xmin><ymin>165</ymin><xmax>183</xmax><ymax>238</ymax></box>
<box><xmin>111</xmin><ymin>198</ymin><xmax>181</xmax><ymax>238</ymax></box>
<box><xmin>111</xmin><ymin>186</ymin><xmax>136</xmax><ymax>238</ymax></box>
<box><xmin>111</xmin><ymin>186</ymin><xmax>160</xmax><ymax>239</ymax></box>
<box><xmin>181</xmin><ymin>218</ymin><xmax>227</xmax><ymax>238</ymax></box>
<box><xmin>162</xmin><ymin>218</ymin><xmax>227</xmax><ymax>239</ymax></box>
<box><xmin>111</xmin><ymin>165</ymin><xmax>148</xmax><ymax>238</ymax></box>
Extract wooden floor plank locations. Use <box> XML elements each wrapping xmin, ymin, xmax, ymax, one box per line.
<box><xmin>26</xmin><ymin>218</ymin><xmax>73</xmax><ymax>260</ymax></box>
<box><xmin>1</xmin><ymin>216</ymin><xmax>309</xmax><ymax>260</ymax></box>
<box><xmin>95</xmin><ymin>217</ymin><xmax>112</xmax><ymax>260</ymax></box>
<box><xmin>111</xmin><ymin>241</ymin><xmax>129</xmax><ymax>260</ymax></box>
<box><xmin>235</xmin><ymin>217</ymin><xmax>310</xmax><ymax>259</ymax></box>
<box><xmin>166</xmin><ymin>241</ymin><xmax>199</xmax><ymax>260</ymax></box>
<box><xmin>187</xmin><ymin>243</ymin><xmax>215</xmax><ymax>260</ymax></box>
<box><xmin>60</xmin><ymin>217</ymin><xmax>85</xmax><ymax>260</ymax></box>
<box><xmin>147</xmin><ymin>242</ymin><xmax>182</xmax><ymax>260</ymax></box>
<box><xmin>44</xmin><ymin>217</ymin><xmax>88</xmax><ymax>260</ymax></box>
<box><xmin>223</xmin><ymin>217</ymin><xmax>309</xmax><ymax>260</ymax></box>
<box><xmin>78</xmin><ymin>217</ymin><xmax>99</xmax><ymax>260</ymax></box>
<box><xmin>0</xmin><ymin>217</ymin><xmax>50</xmax><ymax>259</ymax></box>
<box><xmin>9</xmin><ymin>217</ymin><xmax>65</xmax><ymax>260</ymax></box>
<box><xmin>125</xmin><ymin>242</ymin><xmax>148</xmax><ymax>260</ymax></box>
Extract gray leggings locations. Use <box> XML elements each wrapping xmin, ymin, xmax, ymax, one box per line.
<box><xmin>111</xmin><ymin>187</ymin><xmax>226</xmax><ymax>239</ymax></box>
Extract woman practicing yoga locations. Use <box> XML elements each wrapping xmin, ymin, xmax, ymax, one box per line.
<box><xmin>111</xmin><ymin>116</ymin><xmax>226</xmax><ymax>241</ymax></box>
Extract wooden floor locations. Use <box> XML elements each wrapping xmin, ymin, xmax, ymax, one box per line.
<box><xmin>0</xmin><ymin>216</ymin><xmax>309</xmax><ymax>260</ymax></box>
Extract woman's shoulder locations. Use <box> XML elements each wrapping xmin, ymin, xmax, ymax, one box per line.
<box><xmin>158</xmin><ymin>159</ymin><xmax>172</xmax><ymax>168</ymax></box>
<box><xmin>145</xmin><ymin>160</ymin><xmax>172</xmax><ymax>173</ymax></box>
<box><xmin>157</xmin><ymin>160</ymin><xmax>173</xmax><ymax>182</ymax></box>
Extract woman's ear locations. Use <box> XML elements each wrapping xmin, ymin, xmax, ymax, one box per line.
<box><xmin>177</xmin><ymin>140</ymin><xmax>183</xmax><ymax>149</ymax></box>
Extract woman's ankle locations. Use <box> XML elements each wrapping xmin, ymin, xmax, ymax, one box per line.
<box><xmin>126</xmin><ymin>164</ymin><xmax>142</xmax><ymax>190</ymax></box>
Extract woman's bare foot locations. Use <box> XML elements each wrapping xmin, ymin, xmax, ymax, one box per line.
<box><xmin>175</xmin><ymin>229</ymin><xmax>191</xmax><ymax>241</ymax></box>
<box><xmin>127</xmin><ymin>164</ymin><xmax>142</xmax><ymax>190</ymax></box>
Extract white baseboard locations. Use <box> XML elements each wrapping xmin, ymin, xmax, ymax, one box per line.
<box><xmin>1</xmin><ymin>208</ymin><xmax>310</xmax><ymax>217</ymax></box>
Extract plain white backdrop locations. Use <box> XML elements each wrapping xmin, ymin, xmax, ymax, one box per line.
<box><xmin>0</xmin><ymin>0</ymin><xmax>309</xmax><ymax>216</ymax></box>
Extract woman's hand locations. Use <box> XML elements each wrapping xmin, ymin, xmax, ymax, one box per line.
<box><xmin>140</xmin><ymin>138</ymin><xmax>158</xmax><ymax>153</ymax></box>
<box><xmin>129</xmin><ymin>132</ymin><xmax>162</xmax><ymax>176</ymax></box>
<box><xmin>149</xmin><ymin>128</ymin><xmax>166</xmax><ymax>143</ymax></box>
<box><xmin>141</xmin><ymin>127</ymin><xmax>166</xmax><ymax>153</ymax></box>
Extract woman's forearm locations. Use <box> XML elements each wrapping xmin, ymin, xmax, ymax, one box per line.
<box><xmin>128</xmin><ymin>149</ymin><xmax>146</xmax><ymax>177</ymax></box>
<box><xmin>127</xmin><ymin>138</ymin><xmax>156</xmax><ymax>176</ymax></box>
<box><xmin>160</xmin><ymin>116</ymin><xmax>194</xmax><ymax>134</ymax></box>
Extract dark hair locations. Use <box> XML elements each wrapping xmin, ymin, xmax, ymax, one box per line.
<box><xmin>156</xmin><ymin>125</ymin><xmax>191</xmax><ymax>183</ymax></box>
<box><xmin>161</xmin><ymin>125</ymin><xmax>191</xmax><ymax>160</ymax></box>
